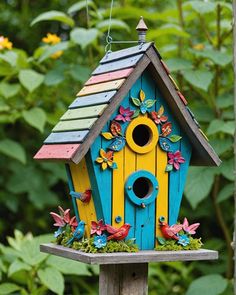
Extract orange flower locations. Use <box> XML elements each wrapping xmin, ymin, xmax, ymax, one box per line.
<box><xmin>42</xmin><ymin>33</ymin><xmax>61</xmax><ymax>45</ymax></box>
<box><xmin>96</xmin><ymin>149</ymin><xmax>117</xmax><ymax>170</ymax></box>
<box><xmin>0</xmin><ymin>36</ymin><xmax>13</xmax><ymax>50</ymax></box>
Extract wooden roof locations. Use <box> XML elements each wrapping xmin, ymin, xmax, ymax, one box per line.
<box><xmin>34</xmin><ymin>42</ymin><xmax>221</xmax><ymax>166</ymax></box>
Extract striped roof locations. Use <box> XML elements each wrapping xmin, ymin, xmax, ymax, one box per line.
<box><xmin>34</xmin><ymin>42</ymin><xmax>220</xmax><ymax>166</ymax></box>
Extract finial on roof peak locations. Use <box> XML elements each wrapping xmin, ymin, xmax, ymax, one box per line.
<box><xmin>136</xmin><ymin>16</ymin><xmax>148</xmax><ymax>43</ymax></box>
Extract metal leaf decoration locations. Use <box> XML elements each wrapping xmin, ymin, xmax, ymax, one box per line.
<box><xmin>108</xmin><ymin>136</ymin><xmax>126</xmax><ymax>152</ymax></box>
<box><xmin>159</xmin><ymin>137</ymin><xmax>174</xmax><ymax>152</ymax></box>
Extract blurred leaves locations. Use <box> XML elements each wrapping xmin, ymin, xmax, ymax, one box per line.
<box><xmin>22</xmin><ymin>107</ymin><xmax>47</xmax><ymax>133</ymax></box>
<box><xmin>19</xmin><ymin>70</ymin><xmax>44</xmax><ymax>93</ymax></box>
<box><xmin>182</xmin><ymin>70</ymin><xmax>214</xmax><ymax>91</ymax></box>
<box><xmin>31</xmin><ymin>10</ymin><xmax>75</xmax><ymax>27</ymax></box>
<box><xmin>0</xmin><ymin>139</ymin><xmax>26</xmax><ymax>164</ymax></box>
<box><xmin>70</xmin><ymin>28</ymin><xmax>99</xmax><ymax>49</ymax></box>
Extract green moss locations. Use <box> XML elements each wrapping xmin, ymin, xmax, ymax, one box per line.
<box><xmin>155</xmin><ymin>237</ymin><xmax>203</xmax><ymax>251</ymax></box>
<box><xmin>55</xmin><ymin>232</ymin><xmax>139</xmax><ymax>253</ymax></box>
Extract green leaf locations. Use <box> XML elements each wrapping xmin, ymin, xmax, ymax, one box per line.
<box><xmin>39</xmin><ymin>42</ymin><xmax>69</xmax><ymax>62</ymax></box>
<box><xmin>131</xmin><ymin>109</ymin><xmax>140</xmax><ymax>118</ymax></box>
<box><xmin>19</xmin><ymin>239</ymin><xmax>48</xmax><ymax>266</ymax></box>
<box><xmin>44</xmin><ymin>69</ymin><xmax>64</xmax><ymax>86</ymax></box>
<box><xmin>69</xmin><ymin>64</ymin><xmax>91</xmax><ymax>83</ymax></box>
<box><xmin>186</xmin><ymin>274</ymin><xmax>227</xmax><ymax>295</ymax></box>
<box><xmin>148</xmin><ymin>24</ymin><xmax>190</xmax><ymax>39</ymax></box>
<box><xmin>8</xmin><ymin>260</ymin><xmax>31</xmax><ymax>277</ymax></box>
<box><xmin>0</xmin><ymin>139</ymin><xmax>26</xmax><ymax>164</ymax></box>
<box><xmin>23</xmin><ymin>107</ymin><xmax>47</xmax><ymax>133</ymax></box>
<box><xmin>157</xmin><ymin>237</ymin><xmax>166</xmax><ymax>245</ymax></box>
<box><xmin>184</xmin><ymin>1</ymin><xmax>217</xmax><ymax>14</ymax></box>
<box><xmin>182</xmin><ymin>70</ymin><xmax>213</xmax><ymax>91</ymax></box>
<box><xmin>70</xmin><ymin>28</ymin><xmax>98</xmax><ymax>50</ymax></box>
<box><xmin>19</xmin><ymin>69</ymin><xmax>44</xmax><ymax>93</ymax></box>
<box><xmin>0</xmin><ymin>82</ymin><xmax>20</xmax><ymax>98</ymax></box>
<box><xmin>165</xmin><ymin>58</ymin><xmax>193</xmax><ymax>72</ymax></box>
<box><xmin>38</xmin><ymin>267</ymin><xmax>64</xmax><ymax>295</ymax></box>
<box><xmin>31</xmin><ymin>10</ymin><xmax>74</xmax><ymax>27</ymax></box>
<box><xmin>0</xmin><ymin>283</ymin><xmax>21</xmax><ymax>294</ymax></box>
<box><xmin>46</xmin><ymin>256</ymin><xmax>91</xmax><ymax>276</ymax></box>
<box><xmin>131</xmin><ymin>97</ymin><xmax>141</xmax><ymax>106</ymax></box>
<box><xmin>165</xmin><ymin>164</ymin><xmax>173</xmax><ymax>172</ymax></box>
<box><xmin>144</xmin><ymin>99</ymin><xmax>156</xmax><ymax>108</ymax></box>
<box><xmin>96</xmin><ymin>19</ymin><xmax>130</xmax><ymax>33</ymax></box>
<box><xmin>185</xmin><ymin>167</ymin><xmax>216</xmax><ymax>209</ymax></box>
<box><xmin>0</xmin><ymin>51</ymin><xmax>18</xmax><ymax>67</ymax></box>
<box><xmin>169</xmin><ymin>135</ymin><xmax>182</xmax><ymax>142</ymax></box>
<box><xmin>216</xmin><ymin>93</ymin><xmax>233</xmax><ymax>109</ymax></box>
<box><xmin>207</xmin><ymin>119</ymin><xmax>235</xmax><ymax>136</ymax></box>
<box><xmin>220</xmin><ymin>159</ymin><xmax>234</xmax><ymax>181</ymax></box>
<box><xmin>210</xmin><ymin>138</ymin><xmax>232</xmax><ymax>156</ymax></box>
<box><xmin>67</xmin><ymin>0</ymin><xmax>96</xmax><ymax>14</ymax></box>
<box><xmin>217</xmin><ymin>183</ymin><xmax>234</xmax><ymax>203</ymax></box>
<box><xmin>190</xmin><ymin>49</ymin><xmax>232</xmax><ymax>66</ymax></box>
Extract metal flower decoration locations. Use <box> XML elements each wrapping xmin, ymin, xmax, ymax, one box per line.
<box><xmin>166</xmin><ymin>150</ymin><xmax>185</xmax><ymax>171</ymax></box>
<box><xmin>91</xmin><ymin>220</ymin><xmax>107</xmax><ymax>236</ymax></box>
<box><xmin>114</xmin><ymin>106</ymin><xmax>134</xmax><ymax>122</ymax></box>
<box><xmin>150</xmin><ymin>106</ymin><xmax>168</xmax><ymax>124</ymax></box>
<box><xmin>131</xmin><ymin>89</ymin><xmax>156</xmax><ymax>116</ymax></box>
<box><xmin>96</xmin><ymin>149</ymin><xmax>117</xmax><ymax>170</ymax></box>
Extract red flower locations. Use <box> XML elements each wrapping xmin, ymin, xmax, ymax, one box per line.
<box><xmin>50</xmin><ymin>206</ymin><xmax>78</xmax><ymax>228</ymax></box>
<box><xmin>161</xmin><ymin>122</ymin><xmax>172</xmax><ymax>137</ymax></box>
<box><xmin>168</xmin><ymin>151</ymin><xmax>185</xmax><ymax>170</ymax></box>
<box><xmin>150</xmin><ymin>106</ymin><xmax>168</xmax><ymax>124</ymax></box>
<box><xmin>115</xmin><ymin>106</ymin><xmax>134</xmax><ymax>122</ymax></box>
<box><xmin>91</xmin><ymin>220</ymin><xmax>106</xmax><ymax>236</ymax></box>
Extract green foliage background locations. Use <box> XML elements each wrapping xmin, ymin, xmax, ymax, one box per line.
<box><xmin>0</xmin><ymin>0</ymin><xmax>234</xmax><ymax>294</ymax></box>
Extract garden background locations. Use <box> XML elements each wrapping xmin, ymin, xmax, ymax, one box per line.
<box><xmin>0</xmin><ymin>0</ymin><xmax>234</xmax><ymax>294</ymax></box>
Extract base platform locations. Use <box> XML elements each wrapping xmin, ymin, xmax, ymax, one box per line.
<box><xmin>40</xmin><ymin>243</ymin><xmax>218</xmax><ymax>265</ymax></box>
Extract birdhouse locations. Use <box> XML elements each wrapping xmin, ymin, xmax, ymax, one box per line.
<box><xmin>34</xmin><ymin>18</ymin><xmax>220</xmax><ymax>251</ymax></box>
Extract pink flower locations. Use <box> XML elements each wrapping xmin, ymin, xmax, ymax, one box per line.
<box><xmin>115</xmin><ymin>106</ymin><xmax>134</xmax><ymax>122</ymax></box>
<box><xmin>91</xmin><ymin>220</ymin><xmax>106</xmax><ymax>236</ymax></box>
<box><xmin>50</xmin><ymin>206</ymin><xmax>78</xmax><ymax>228</ymax></box>
<box><xmin>182</xmin><ymin>217</ymin><xmax>200</xmax><ymax>235</ymax></box>
<box><xmin>168</xmin><ymin>151</ymin><xmax>185</xmax><ymax>170</ymax></box>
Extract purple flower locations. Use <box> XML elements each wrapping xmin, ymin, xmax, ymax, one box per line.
<box><xmin>115</xmin><ymin>106</ymin><xmax>134</xmax><ymax>122</ymax></box>
<box><xmin>93</xmin><ymin>234</ymin><xmax>107</xmax><ymax>249</ymax></box>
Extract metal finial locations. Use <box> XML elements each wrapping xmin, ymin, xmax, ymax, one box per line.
<box><xmin>136</xmin><ymin>16</ymin><xmax>148</xmax><ymax>43</ymax></box>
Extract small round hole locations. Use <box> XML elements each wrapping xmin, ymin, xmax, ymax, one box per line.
<box><xmin>132</xmin><ymin>124</ymin><xmax>151</xmax><ymax>147</ymax></box>
<box><xmin>133</xmin><ymin>177</ymin><xmax>153</xmax><ymax>199</ymax></box>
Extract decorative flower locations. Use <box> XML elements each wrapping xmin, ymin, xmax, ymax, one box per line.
<box><xmin>91</xmin><ymin>220</ymin><xmax>106</xmax><ymax>235</ymax></box>
<box><xmin>93</xmin><ymin>234</ymin><xmax>107</xmax><ymax>249</ymax></box>
<box><xmin>42</xmin><ymin>33</ymin><xmax>63</xmax><ymax>59</ymax></box>
<box><xmin>150</xmin><ymin>106</ymin><xmax>168</xmax><ymax>124</ymax></box>
<box><xmin>178</xmin><ymin>234</ymin><xmax>190</xmax><ymax>246</ymax></box>
<box><xmin>131</xmin><ymin>90</ymin><xmax>156</xmax><ymax>117</ymax></box>
<box><xmin>50</xmin><ymin>206</ymin><xmax>78</xmax><ymax>228</ymax></box>
<box><xmin>42</xmin><ymin>33</ymin><xmax>61</xmax><ymax>45</ymax></box>
<box><xmin>115</xmin><ymin>106</ymin><xmax>134</xmax><ymax>122</ymax></box>
<box><xmin>161</xmin><ymin>122</ymin><xmax>172</xmax><ymax>137</ymax></box>
<box><xmin>182</xmin><ymin>217</ymin><xmax>200</xmax><ymax>235</ymax></box>
<box><xmin>0</xmin><ymin>36</ymin><xmax>12</xmax><ymax>50</ymax></box>
<box><xmin>167</xmin><ymin>151</ymin><xmax>185</xmax><ymax>170</ymax></box>
<box><xmin>96</xmin><ymin>149</ymin><xmax>117</xmax><ymax>170</ymax></box>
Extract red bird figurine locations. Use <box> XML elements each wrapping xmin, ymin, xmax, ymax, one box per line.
<box><xmin>159</xmin><ymin>221</ymin><xmax>182</xmax><ymax>240</ymax></box>
<box><xmin>79</xmin><ymin>189</ymin><xmax>92</xmax><ymax>203</ymax></box>
<box><xmin>106</xmin><ymin>223</ymin><xmax>131</xmax><ymax>241</ymax></box>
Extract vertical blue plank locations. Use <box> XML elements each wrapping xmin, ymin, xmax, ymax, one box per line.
<box><xmin>65</xmin><ymin>164</ymin><xmax>80</xmax><ymax>222</ymax></box>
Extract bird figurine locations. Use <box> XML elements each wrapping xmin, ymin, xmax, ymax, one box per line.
<box><xmin>70</xmin><ymin>189</ymin><xmax>92</xmax><ymax>203</ymax></box>
<box><xmin>159</xmin><ymin>221</ymin><xmax>182</xmax><ymax>240</ymax></box>
<box><xmin>106</xmin><ymin>223</ymin><xmax>131</xmax><ymax>241</ymax></box>
<box><xmin>66</xmin><ymin>220</ymin><xmax>86</xmax><ymax>245</ymax></box>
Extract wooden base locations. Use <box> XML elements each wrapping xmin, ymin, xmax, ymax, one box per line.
<box><xmin>99</xmin><ymin>263</ymin><xmax>148</xmax><ymax>295</ymax></box>
<box><xmin>40</xmin><ymin>243</ymin><xmax>218</xmax><ymax>265</ymax></box>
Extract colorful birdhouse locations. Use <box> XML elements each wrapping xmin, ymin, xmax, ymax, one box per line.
<box><xmin>34</xmin><ymin>18</ymin><xmax>220</xmax><ymax>251</ymax></box>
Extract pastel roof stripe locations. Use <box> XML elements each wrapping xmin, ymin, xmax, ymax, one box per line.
<box><xmin>85</xmin><ymin>68</ymin><xmax>134</xmax><ymax>86</ymax></box>
<box><xmin>34</xmin><ymin>144</ymin><xmax>80</xmax><ymax>160</ymax></box>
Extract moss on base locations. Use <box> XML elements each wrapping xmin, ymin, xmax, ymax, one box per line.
<box><xmin>155</xmin><ymin>237</ymin><xmax>203</xmax><ymax>251</ymax></box>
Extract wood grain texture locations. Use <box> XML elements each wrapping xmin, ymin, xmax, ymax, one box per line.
<box><xmin>99</xmin><ymin>263</ymin><xmax>148</xmax><ymax>295</ymax></box>
<box><xmin>146</xmin><ymin>47</ymin><xmax>221</xmax><ymax>166</ymax></box>
<box><xmin>40</xmin><ymin>243</ymin><xmax>219</xmax><ymax>264</ymax></box>
<box><xmin>53</xmin><ymin>118</ymin><xmax>97</xmax><ymax>132</ymax></box>
<box><xmin>33</xmin><ymin>144</ymin><xmax>80</xmax><ymax>160</ymax></box>
<box><xmin>77</xmin><ymin>79</ymin><xmax>125</xmax><ymax>96</ymax></box>
<box><xmin>100</xmin><ymin>42</ymin><xmax>152</xmax><ymax>64</ymax></box>
<box><xmin>85</xmin><ymin>68</ymin><xmax>134</xmax><ymax>86</ymax></box>
<box><xmin>61</xmin><ymin>104</ymin><xmax>107</xmax><ymax>120</ymax></box>
<box><xmin>69</xmin><ymin>91</ymin><xmax>116</xmax><ymax>109</ymax></box>
<box><xmin>92</xmin><ymin>54</ymin><xmax>143</xmax><ymax>75</ymax></box>
<box><xmin>71</xmin><ymin>54</ymin><xmax>151</xmax><ymax>164</ymax></box>
<box><xmin>69</xmin><ymin>160</ymin><xmax>97</xmax><ymax>237</ymax></box>
<box><xmin>44</xmin><ymin>130</ymin><xmax>89</xmax><ymax>144</ymax></box>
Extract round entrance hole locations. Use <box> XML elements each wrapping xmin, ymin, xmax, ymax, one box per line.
<box><xmin>133</xmin><ymin>177</ymin><xmax>153</xmax><ymax>199</ymax></box>
<box><xmin>132</xmin><ymin>124</ymin><xmax>151</xmax><ymax>147</ymax></box>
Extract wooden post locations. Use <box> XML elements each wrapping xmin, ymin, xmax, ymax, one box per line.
<box><xmin>99</xmin><ymin>263</ymin><xmax>148</xmax><ymax>295</ymax></box>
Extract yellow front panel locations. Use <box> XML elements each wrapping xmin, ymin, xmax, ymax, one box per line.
<box><xmin>155</xmin><ymin>145</ymin><xmax>168</xmax><ymax>238</ymax></box>
<box><xmin>69</xmin><ymin>159</ymin><xmax>97</xmax><ymax>237</ymax></box>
